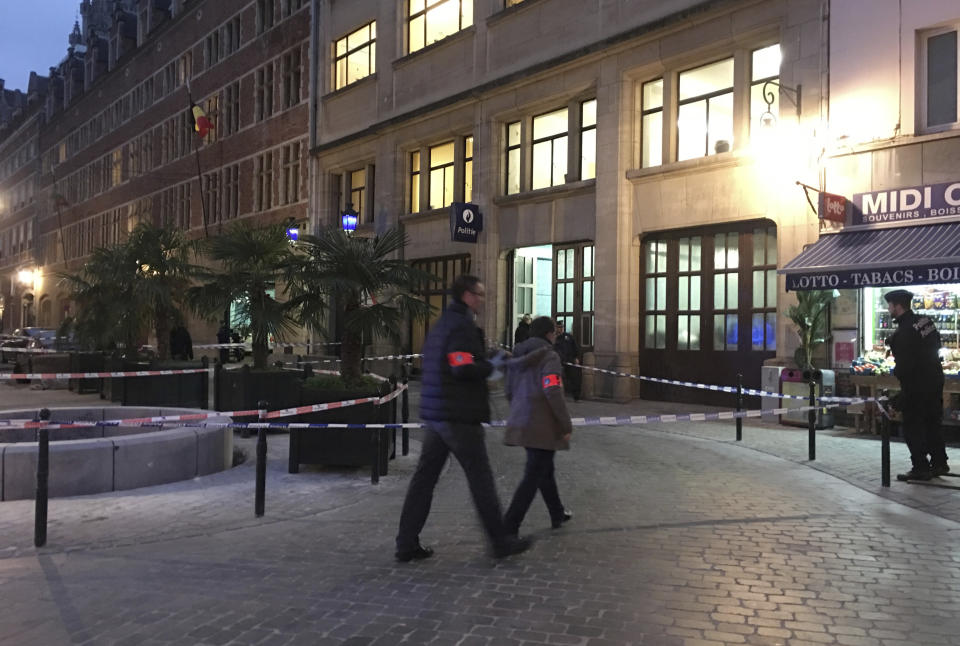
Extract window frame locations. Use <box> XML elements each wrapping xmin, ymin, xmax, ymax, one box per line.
<box><xmin>677</xmin><ymin>57</ymin><xmax>735</xmax><ymax>161</ymax></box>
<box><xmin>334</xmin><ymin>21</ymin><xmax>376</xmax><ymax>91</ymax></box>
<box><xmin>919</xmin><ymin>25</ymin><xmax>959</xmax><ymax>133</ymax></box>
<box><xmin>407</xmin><ymin>0</ymin><xmax>473</xmax><ymax>55</ymax></box>
<box><xmin>531</xmin><ymin>106</ymin><xmax>569</xmax><ymax>190</ymax></box>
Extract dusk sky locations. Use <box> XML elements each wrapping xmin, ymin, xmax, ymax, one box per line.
<box><xmin>0</xmin><ymin>0</ymin><xmax>83</xmax><ymax>91</ymax></box>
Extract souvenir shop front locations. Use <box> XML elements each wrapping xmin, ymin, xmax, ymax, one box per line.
<box><xmin>781</xmin><ymin>182</ymin><xmax>960</xmax><ymax>428</ymax></box>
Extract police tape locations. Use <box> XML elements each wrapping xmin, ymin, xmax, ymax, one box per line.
<box><xmin>1</xmin><ymin>347</ymin><xmax>64</xmax><ymax>354</ymax></box>
<box><xmin>281</xmin><ymin>353</ymin><xmax>422</xmax><ymax>366</ymax></box>
<box><xmin>0</xmin><ymin>367</ymin><xmax>213</xmax><ymax>380</ymax></box>
<box><xmin>11</xmin><ymin>398</ymin><xmax>874</xmax><ymax>431</ymax></box>
<box><xmin>193</xmin><ymin>341</ymin><xmax>343</xmax><ymax>349</ymax></box>
<box><xmin>9</xmin><ymin>382</ymin><xmax>410</xmax><ymax>429</ymax></box>
<box><xmin>570</xmin><ymin>363</ymin><xmax>866</xmax><ymax>403</ymax></box>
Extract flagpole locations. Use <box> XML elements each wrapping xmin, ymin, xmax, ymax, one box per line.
<box><xmin>50</xmin><ymin>167</ymin><xmax>69</xmax><ymax>271</ymax></box>
<box><xmin>186</xmin><ymin>84</ymin><xmax>210</xmax><ymax>238</ymax></box>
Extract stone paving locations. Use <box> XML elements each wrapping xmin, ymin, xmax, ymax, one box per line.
<box><xmin>0</xmin><ymin>379</ymin><xmax>958</xmax><ymax>646</ymax></box>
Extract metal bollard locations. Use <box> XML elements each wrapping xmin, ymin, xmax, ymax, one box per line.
<box><xmin>735</xmin><ymin>373</ymin><xmax>743</xmax><ymax>442</ymax></box>
<box><xmin>808</xmin><ymin>377</ymin><xmax>816</xmax><ymax>461</ymax></box>
<box><xmin>401</xmin><ymin>362</ymin><xmax>410</xmax><ymax>456</ymax></box>
<box><xmin>879</xmin><ymin>392</ymin><xmax>890</xmax><ymax>487</ymax></box>
<box><xmin>371</xmin><ymin>428</ymin><xmax>381</xmax><ymax>485</ymax></box>
<box><xmin>34</xmin><ymin>408</ymin><xmax>51</xmax><ymax>547</ymax></box>
<box><xmin>254</xmin><ymin>400</ymin><xmax>268</xmax><ymax>517</ymax></box>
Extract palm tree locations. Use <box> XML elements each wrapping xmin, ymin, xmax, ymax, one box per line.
<box><xmin>59</xmin><ymin>240</ymin><xmax>149</xmax><ymax>355</ymax></box>
<box><xmin>58</xmin><ymin>222</ymin><xmax>199</xmax><ymax>359</ymax></box>
<box><xmin>289</xmin><ymin>227</ymin><xmax>434</xmax><ymax>383</ymax></box>
<box><xmin>188</xmin><ymin>221</ymin><xmax>301</xmax><ymax>369</ymax></box>
<box><xmin>126</xmin><ymin>222</ymin><xmax>199</xmax><ymax>360</ymax></box>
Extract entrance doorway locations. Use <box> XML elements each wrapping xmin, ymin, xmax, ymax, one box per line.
<box><xmin>509</xmin><ymin>242</ymin><xmax>595</xmax><ymax>351</ymax></box>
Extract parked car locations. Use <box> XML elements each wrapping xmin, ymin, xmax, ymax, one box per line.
<box><xmin>0</xmin><ymin>327</ymin><xmax>55</xmax><ymax>362</ymax></box>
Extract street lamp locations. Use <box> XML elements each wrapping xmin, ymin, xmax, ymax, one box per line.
<box><xmin>759</xmin><ymin>80</ymin><xmax>801</xmax><ymax>128</ymax></box>
<box><xmin>17</xmin><ymin>269</ymin><xmax>35</xmax><ymax>286</ymax></box>
<box><xmin>341</xmin><ymin>202</ymin><xmax>358</xmax><ymax>235</ymax></box>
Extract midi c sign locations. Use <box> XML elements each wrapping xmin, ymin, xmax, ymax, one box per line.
<box><xmin>852</xmin><ymin>181</ymin><xmax>960</xmax><ymax>226</ymax></box>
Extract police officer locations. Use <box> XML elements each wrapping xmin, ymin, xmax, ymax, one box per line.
<box><xmin>884</xmin><ymin>289</ymin><xmax>950</xmax><ymax>481</ymax></box>
<box><xmin>395</xmin><ymin>275</ymin><xmax>531</xmax><ymax>561</ymax></box>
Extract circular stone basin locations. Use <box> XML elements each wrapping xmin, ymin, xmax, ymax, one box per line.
<box><xmin>0</xmin><ymin>407</ymin><xmax>233</xmax><ymax>501</ymax></box>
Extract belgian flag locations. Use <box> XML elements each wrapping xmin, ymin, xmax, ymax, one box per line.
<box><xmin>190</xmin><ymin>103</ymin><xmax>213</xmax><ymax>139</ymax></box>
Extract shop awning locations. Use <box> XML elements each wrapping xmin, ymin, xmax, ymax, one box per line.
<box><xmin>780</xmin><ymin>222</ymin><xmax>960</xmax><ymax>290</ymax></box>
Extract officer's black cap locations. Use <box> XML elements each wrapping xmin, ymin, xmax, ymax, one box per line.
<box><xmin>883</xmin><ymin>289</ymin><xmax>913</xmax><ymax>307</ymax></box>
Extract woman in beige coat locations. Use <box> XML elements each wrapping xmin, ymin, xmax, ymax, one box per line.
<box><xmin>503</xmin><ymin>316</ymin><xmax>573</xmax><ymax>535</ymax></box>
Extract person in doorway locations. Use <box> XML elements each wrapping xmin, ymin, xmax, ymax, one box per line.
<box><xmin>514</xmin><ymin>314</ymin><xmax>532</xmax><ymax>346</ymax></box>
<box><xmin>395</xmin><ymin>274</ymin><xmax>531</xmax><ymax>561</ymax></box>
<box><xmin>216</xmin><ymin>324</ymin><xmax>231</xmax><ymax>364</ymax></box>
<box><xmin>169</xmin><ymin>324</ymin><xmax>193</xmax><ymax>360</ymax></box>
<box><xmin>503</xmin><ymin>316</ymin><xmax>573</xmax><ymax>536</ymax></box>
<box><xmin>884</xmin><ymin>289</ymin><xmax>949</xmax><ymax>481</ymax></box>
<box><xmin>553</xmin><ymin>321</ymin><xmax>581</xmax><ymax>401</ymax></box>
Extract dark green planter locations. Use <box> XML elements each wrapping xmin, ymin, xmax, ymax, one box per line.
<box><xmin>216</xmin><ymin>366</ymin><xmax>301</xmax><ymax>413</ymax></box>
<box><xmin>288</xmin><ymin>383</ymin><xmax>396</xmax><ymax>475</ymax></box>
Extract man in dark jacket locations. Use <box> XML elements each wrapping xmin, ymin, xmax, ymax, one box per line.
<box><xmin>885</xmin><ymin>289</ymin><xmax>949</xmax><ymax>481</ymax></box>
<box><xmin>514</xmin><ymin>314</ymin><xmax>531</xmax><ymax>346</ymax></box>
<box><xmin>396</xmin><ymin>275</ymin><xmax>531</xmax><ymax>561</ymax></box>
<box><xmin>553</xmin><ymin>321</ymin><xmax>581</xmax><ymax>401</ymax></box>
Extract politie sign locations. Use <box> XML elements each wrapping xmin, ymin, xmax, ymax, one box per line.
<box><xmin>851</xmin><ymin>181</ymin><xmax>960</xmax><ymax>226</ymax></box>
<box><xmin>450</xmin><ymin>202</ymin><xmax>482</xmax><ymax>243</ymax></box>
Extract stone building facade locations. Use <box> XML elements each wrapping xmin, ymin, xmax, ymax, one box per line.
<box><xmin>309</xmin><ymin>0</ymin><xmax>826</xmax><ymax>401</ymax></box>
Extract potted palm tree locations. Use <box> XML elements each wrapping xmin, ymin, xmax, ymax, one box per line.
<box><xmin>784</xmin><ymin>289</ymin><xmax>838</xmax><ymax>429</ymax></box>
<box><xmin>283</xmin><ymin>226</ymin><xmax>434</xmax><ymax>473</ymax></box>
<box><xmin>188</xmin><ymin>221</ymin><xmax>308</xmax><ymax>411</ymax></box>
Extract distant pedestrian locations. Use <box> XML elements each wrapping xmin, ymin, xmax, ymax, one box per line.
<box><xmin>216</xmin><ymin>324</ymin><xmax>231</xmax><ymax>364</ymax></box>
<box><xmin>503</xmin><ymin>316</ymin><xmax>573</xmax><ymax>536</ymax></box>
<box><xmin>514</xmin><ymin>314</ymin><xmax>531</xmax><ymax>346</ymax></box>
<box><xmin>553</xmin><ymin>321</ymin><xmax>581</xmax><ymax>401</ymax></box>
<box><xmin>395</xmin><ymin>274</ymin><xmax>531</xmax><ymax>562</ymax></box>
<box><xmin>169</xmin><ymin>324</ymin><xmax>194</xmax><ymax>360</ymax></box>
<box><xmin>884</xmin><ymin>289</ymin><xmax>949</xmax><ymax>481</ymax></box>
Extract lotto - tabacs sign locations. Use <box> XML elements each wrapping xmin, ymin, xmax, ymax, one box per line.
<box><xmin>852</xmin><ymin>181</ymin><xmax>960</xmax><ymax>226</ymax></box>
<box><xmin>450</xmin><ymin>202</ymin><xmax>482</xmax><ymax>243</ymax></box>
<box><xmin>787</xmin><ymin>265</ymin><xmax>960</xmax><ymax>291</ymax></box>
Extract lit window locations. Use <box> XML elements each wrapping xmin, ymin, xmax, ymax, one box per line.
<box><xmin>713</xmin><ymin>232</ymin><xmax>740</xmax><ymax>351</ymax></box>
<box><xmin>677</xmin><ymin>237</ymin><xmax>702</xmax><ymax>351</ymax></box>
<box><xmin>580</xmin><ymin>99</ymin><xmax>596</xmax><ymax>180</ymax></box>
<box><xmin>334</xmin><ymin>22</ymin><xmax>376</xmax><ymax>90</ymax></box>
<box><xmin>641</xmin><ymin>79</ymin><xmax>662</xmax><ymax>167</ymax></box>
<box><xmin>532</xmin><ymin>107</ymin><xmax>568</xmax><ymax>189</ymax></box>
<box><xmin>920</xmin><ymin>27</ymin><xmax>958</xmax><ymax>131</ymax></box>
<box><xmin>429</xmin><ymin>141</ymin><xmax>455</xmax><ymax>209</ymax></box>
<box><xmin>678</xmin><ymin>58</ymin><xmax>734</xmax><ymax>160</ymax></box>
<box><xmin>408</xmin><ymin>0</ymin><xmax>473</xmax><ymax>54</ymax></box>
<box><xmin>505</xmin><ymin>121</ymin><xmax>521</xmax><ymax>195</ymax></box>
<box><xmin>643</xmin><ymin>240</ymin><xmax>667</xmax><ymax>350</ymax></box>
<box><xmin>350</xmin><ymin>168</ymin><xmax>366</xmax><ymax>221</ymax></box>
<box><xmin>410</xmin><ymin>151</ymin><xmax>420</xmax><ymax>213</ymax></box>
<box><xmin>751</xmin><ymin>226</ymin><xmax>777</xmax><ymax>351</ymax></box>
<box><xmin>464</xmin><ymin>136</ymin><xmax>473</xmax><ymax>203</ymax></box>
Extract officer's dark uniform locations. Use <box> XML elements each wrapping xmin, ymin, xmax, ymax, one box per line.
<box><xmin>553</xmin><ymin>328</ymin><xmax>581</xmax><ymax>400</ymax></box>
<box><xmin>396</xmin><ymin>298</ymin><xmax>518</xmax><ymax>558</ymax></box>
<box><xmin>886</xmin><ymin>291</ymin><xmax>949</xmax><ymax>478</ymax></box>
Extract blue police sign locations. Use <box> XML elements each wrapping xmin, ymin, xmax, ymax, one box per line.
<box><xmin>450</xmin><ymin>202</ymin><xmax>482</xmax><ymax>243</ymax></box>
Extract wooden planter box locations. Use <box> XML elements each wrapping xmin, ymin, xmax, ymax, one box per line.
<box><xmin>288</xmin><ymin>383</ymin><xmax>396</xmax><ymax>476</ymax></box>
<box><xmin>68</xmin><ymin>352</ymin><xmax>105</xmax><ymax>393</ymax></box>
<box><xmin>105</xmin><ymin>359</ymin><xmax>208</xmax><ymax>408</ymax></box>
<box><xmin>216</xmin><ymin>366</ymin><xmax>302</xmax><ymax>413</ymax></box>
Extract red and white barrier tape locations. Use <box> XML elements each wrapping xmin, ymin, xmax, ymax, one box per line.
<box><xmin>0</xmin><ymin>368</ymin><xmax>212</xmax><ymax>380</ymax></box>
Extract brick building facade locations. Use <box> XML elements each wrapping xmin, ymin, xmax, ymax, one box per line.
<box><xmin>0</xmin><ymin>0</ymin><xmax>310</xmax><ymax>339</ymax></box>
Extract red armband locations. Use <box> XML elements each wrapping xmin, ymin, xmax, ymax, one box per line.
<box><xmin>542</xmin><ymin>374</ymin><xmax>562</xmax><ymax>389</ymax></box>
<box><xmin>447</xmin><ymin>351</ymin><xmax>474</xmax><ymax>367</ymax></box>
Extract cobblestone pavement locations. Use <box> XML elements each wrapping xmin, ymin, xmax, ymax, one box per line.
<box><xmin>1</xmin><ymin>381</ymin><xmax>959</xmax><ymax>646</ymax></box>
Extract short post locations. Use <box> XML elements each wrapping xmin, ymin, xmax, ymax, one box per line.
<box><xmin>401</xmin><ymin>362</ymin><xmax>410</xmax><ymax>456</ymax></box>
<box><xmin>389</xmin><ymin>375</ymin><xmax>398</xmax><ymax>460</ymax></box>
<box><xmin>201</xmin><ymin>356</ymin><xmax>212</xmax><ymax>410</ymax></box>
<box><xmin>808</xmin><ymin>374</ymin><xmax>817</xmax><ymax>461</ymax></box>
<box><xmin>371</xmin><ymin>427</ymin><xmax>381</xmax><ymax>485</ymax></box>
<box><xmin>735</xmin><ymin>373</ymin><xmax>743</xmax><ymax>442</ymax></box>
<box><xmin>302</xmin><ymin>362</ymin><xmax>313</xmax><ymax>379</ymax></box>
<box><xmin>34</xmin><ymin>408</ymin><xmax>51</xmax><ymax>548</ymax></box>
<box><xmin>879</xmin><ymin>392</ymin><xmax>890</xmax><ymax>487</ymax></box>
<box><xmin>254</xmin><ymin>400</ymin><xmax>268</xmax><ymax>517</ymax></box>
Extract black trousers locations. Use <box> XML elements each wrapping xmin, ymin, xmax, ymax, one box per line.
<box><xmin>563</xmin><ymin>365</ymin><xmax>581</xmax><ymax>400</ymax></box>
<box><xmin>503</xmin><ymin>448</ymin><xmax>565</xmax><ymax>534</ymax></box>
<box><xmin>901</xmin><ymin>393</ymin><xmax>948</xmax><ymax>470</ymax></box>
<box><xmin>396</xmin><ymin>421</ymin><xmax>508</xmax><ymax>553</ymax></box>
